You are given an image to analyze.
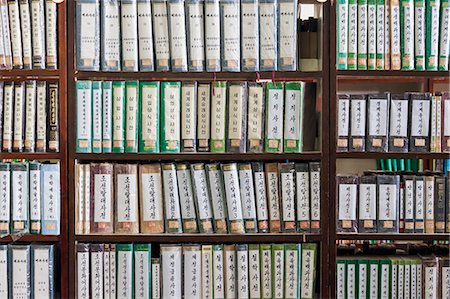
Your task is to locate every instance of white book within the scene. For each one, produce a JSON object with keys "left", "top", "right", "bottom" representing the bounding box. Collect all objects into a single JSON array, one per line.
[
  {"left": 278, "top": 0, "right": 297, "bottom": 70},
  {"left": 213, "top": 246, "right": 225, "bottom": 299},
  {"left": 76, "top": 0, "right": 99, "bottom": 70},
  {"left": 273, "top": 247, "right": 285, "bottom": 299},
  {"left": 248, "top": 246, "right": 261, "bottom": 299},
  {"left": 24, "top": 81, "right": 36, "bottom": 151},
  {"left": 19, "top": 0, "right": 32, "bottom": 68},
  {"left": 424, "top": 266, "right": 437, "bottom": 299},
  {"left": 13, "top": 83, "right": 25, "bottom": 150},
  {"left": 134, "top": 246, "right": 151, "bottom": 299},
  {"left": 110, "top": 246, "right": 117, "bottom": 299},
  {"left": 90, "top": 247, "right": 104, "bottom": 298},
  {"left": 0, "top": 1, "right": 11, "bottom": 68},
  {"left": 222, "top": 164, "right": 244, "bottom": 224},
  {"left": 238, "top": 165, "right": 257, "bottom": 222},
  {"left": 31, "top": 0, "right": 46, "bottom": 68},
  {"left": 359, "top": 263, "right": 368, "bottom": 299},
  {"left": 116, "top": 173, "right": 138, "bottom": 224},
  {"left": 336, "top": 262, "right": 345, "bottom": 299},
  {"left": 162, "top": 165, "right": 182, "bottom": 223},
  {"left": 210, "top": 83, "right": 227, "bottom": 149},
  {"left": 224, "top": 246, "right": 237, "bottom": 299},
  {"left": 284, "top": 245, "right": 300, "bottom": 299},
  {"left": 77, "top": 246, "right": 90, "bottom": 299},
  {"left": 236, "top": 245, "right": 249, "bottom": 299},
  {"left": 36, "top": 82, "right": 47, "bottom": 150},
  {"left": 2, "top": 83, "right": 14, "bottom": 148},
  {"left": 205, "top": 0, "right": 221, "bottom": 71},
  {"left": 45, "top": 0, "right": 58, "bottom": 68},
  {"left": 221, "top": 0, "right": 240, "bottom": 71},
  {"left": 121, "top": 0, "right": 139, "bottom": 71},
  {"left": 137, "top": 0, "right": 155, "bottom": 71},
  {"left": 11, "top": 246, "right": 31, "bottom": 298},
  {"left": 140, "top": 170, "right": 164, "bottom": 223},
  {"left": 191, "top": 165, "right": 213, "bottom": 222},
  {"left": 152, "top": 259, "right": 161, "bottom": 299},
  {"left": 369, "top": 263, "right": 378, "bottom": 299},
  {"left": 347, "top": 262, "right": 356, "bottom": 299},
  {"left": 0, "top": 247, "right": 7, "bottom": 298},
  {"left": 168, "top": 0, "right": 188, "bottom": 71},
  {"left": 241, "top": 0, "right": 259, "bottom": 71},
  {"left": 201, "top": 246, "right": 213, "bottom": 299},
  {"left": 259, "top": 1, "right": 277, "bottom": 70},
  {"left": 184, "top": 246, "right": 202, "bottom": 299},
  {"left": 92, "top": 83, "right": 102, "bottom": 151},
  {"left": 84, "top": 165, "right": 91, "bottom": 233},
  {"left": 176, "top": 166, "right": 197, "bottom": 222},
  {"left": 260, "top": 246, "right": 272, "bottom": 298},
  {"left": 181, "top": 83, "right": 197, "bottom": 148},
  {"left": 117, "top": 246, "right": 133, "bottom": 299},
  {"left": 101, "top": 0, "right": 121, "bottom": 71},
  {"left": 152, "top": 0, "right": 171, "bottom": 70},
  {"left": 267, "top": 170, "right": 281, "bottom": 223},
  {"left": 186, "top": 0, "right": 205, "bottom": 71},
  {"left": 103, "top": 246, "right": 110, "bottom": 299},
  {"left": 380, "top": 263, "right": 390, "bottom": 299},
  {"left": 197, "top": 84, "right": 211, "bottom": 148},
  {"left": 8, "top": 0, "right": 23, "bottom": 68},
  {"left": 161, "top": 246, "right": 182, "bottom": 299}
]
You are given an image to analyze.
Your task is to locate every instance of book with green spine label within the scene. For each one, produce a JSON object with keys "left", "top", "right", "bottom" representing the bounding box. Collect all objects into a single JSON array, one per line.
[
  {"left": 357, "top": 259, "right": 369, "bottom": 298},
  {"left": 210, "top": 81, "right": 227, "bottom": 153},
  {"left": 390, "top": 0, "right": 402, "bottom": 69},
  {"left": 284, "top": 82, "right": 304, "bottom": 153},
  {"left": 426, "top": 0, "right": 441, "bottom": 70},
  {"left": 337, "top": 0, "right": 349, "bottom": 69},
  {"left": 265, "top": 82, "right": 284, "bottom": 153},
  {"left": 346, "top": 258, "right": 358, "bottom": 299},
  {"left": 367, "top": 0, "right": 377, "bottom": 69},
  {"left": 29, "top": 162, "right": 41, "bottom": 234},
  {"left": 125, "top": 81, "right": 139, "bottom": 153},
  {"left": 348, "top": 0, "right": 358, "bottom": 69},
  {"left": 284, "top": 244, "right": 300, "bottom": 299},
  {"left": 415, "top": 0, "right": 426, "bottom": 70},
  {"left": 400, "top": 0, "right": 414, "bottom": 69},
  {"left": 272, "top": 244, "right": 285, "bottom": 299},
  {"left": 76, "top": 80, "right": 92, "bottom": 153},
  {"left": 181, "top": 81, "right": 197, "bottom": 152},
  {"left": 260, "top": 244, "right": 272, "bottom": 299},
  {"left": 249, "top": 244, "right": 261, "bottom": 299},
  {"left": 139, "top": 81, "right": 160, "bottom": 153},
  {"left": 439, "top": 0, "right": 450, "bottom": 70},
  {"left": 376, "top": 0, "right": 385, "bottom": 69},
  {"left": 116, "top": 243, "right": 134, "bottom": 299},
  {"left": 112, "top": 81, "right": 126, "bottom": 153},
  {"left": 92, "top": 81, "right": 102, "bottom": 153},
  {"left": 379, "top": 259, "right": 392, "bottom": 299},
  {"left": 358, "top": 0, "right": 368, "bottom": 69},
  {"left": 133, "top": 244, "right": 151, "bottom": 299},
  {"left": 367, "top": 259, "right": 379, "bottom": 298},
  {"left": 300, "top": 243, "right": 317, "bottom": 299},
  {"left": 160, "top": 81, "right": 181, "bottom": 152},
  {"left": 336, "top": 259, "right": 346, "bottom": 299},
  {"left": 102, "top": 81, "right": 113, "bottom": 153}
]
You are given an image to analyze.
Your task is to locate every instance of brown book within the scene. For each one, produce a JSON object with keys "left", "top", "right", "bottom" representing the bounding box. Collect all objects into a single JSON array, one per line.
[
  {"left": 90, "top": 163, "right": 114, "bottom": 234},
  {"left": 114, "top": 164, "right": 139, "bottom": 234},
  {"left": 265, "top": 163, "right": 281, "bottom": 232},
  {"left": 47, "top": 82, "right": 59, "bottom": 152},
  {"left": 139, "top": 164, "right": 164, "bottom": 234}
]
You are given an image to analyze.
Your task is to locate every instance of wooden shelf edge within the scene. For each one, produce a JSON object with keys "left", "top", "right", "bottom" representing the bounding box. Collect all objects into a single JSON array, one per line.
[
  {"left": 336, "top": 152, "right": 450, "bottom": 159},
  {"left": 74, "top": 152, "right": 322, "bottom": 162},
  {"left": 75, "top": 233, "right": 323, "bottom": 243},
  {"left": 0, "top": 152, "right": 63, "bottom": 160},
  {"left": 336, "top": 70, "right": 450, "bottom": 79},
  {"left": 0, "top": 69, "right": 61, "bottom": 78},
  {"left": 74, "top": 70, "right": 323, "bottom": 81},
  {"left": 0, "top": 234, "right": 60, "bottom": 243},
  {"left": 336, "top": 233, "right": 450, "bottom": 241}
]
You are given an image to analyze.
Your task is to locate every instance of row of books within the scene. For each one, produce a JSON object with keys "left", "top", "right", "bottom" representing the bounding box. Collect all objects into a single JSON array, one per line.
[
  {"left": 0, "top": 0, "right": 58, "bottom": 69},
  {"left": 0, "top": 161, "right": 60, "bottom": 236},
  {"left": 76, "top": 0, "right": 301, "bottom": 72},
  {"left": 336, "top": 0, "right": 450, "bottom": 70},
  {"left": 336, "top": 256, "right": 450, "bottom": 299},
  {"left": 77, "top": 242, "right": 318, "bottom": 299},
  {"left": 336, "top": 172, "right": 450, "bottom": 234},
  {"left": 337, "top": 92, "right": 450, "bottom": 153},
  {"left": 0, "top": 244, "right": 55, "bottom": 298},
  {"left": 0, "top": 81, "right": 60, "bottom": 153},
  {"left": 75, "top": 161, "right": 321, "bottom": 235},
  {"left": 76, "top": 80, "right": 317, "bottom": 154}
]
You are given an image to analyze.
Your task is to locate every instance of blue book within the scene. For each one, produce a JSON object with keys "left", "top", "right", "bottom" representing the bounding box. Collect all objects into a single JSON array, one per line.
[{"left": 41, "top": 164, "right": 60, "bottom": 235}]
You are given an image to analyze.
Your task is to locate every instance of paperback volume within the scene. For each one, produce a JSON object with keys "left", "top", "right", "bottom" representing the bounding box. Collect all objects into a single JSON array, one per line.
[
  {"left": 77, "top": 242, "right": 318, "bottom": 299},
  {"left": 337, "top": 255, "right": 450, "bottom": 299},
  {"left": 337, "top": 171, "right": 450, "bottom": 234},
  {"left": 0, "top": 161, "right": 60, "bottom": 236},
  {"left": 0, "top": 81, "right": 60, "bottom": 153},
  {"left": 76, "top": 80, "right": 317, "bottom": 153},
  {"left": 76, "top": 0, "right": 301, "bottom": 72},
  {"left": 0, "top": 244, "right": 56, "bottom": 298},
  {"left": 0, "top": 0, "right": 58, "bottom": 69},
  {"left": 336, "top": 0, "right": 450, "bottom": 70},
  {"left": 75, "top": 161, "right": 321, "bottom": 234},
  {"left": 337, "top": 92, "right": 450, "bottom": 153}
]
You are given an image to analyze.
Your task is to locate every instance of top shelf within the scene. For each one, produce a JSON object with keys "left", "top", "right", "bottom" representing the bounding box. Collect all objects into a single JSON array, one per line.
[
  {"left": 74, "top": 71, "right": 323, "bottom": 81},
  {"left": 337, "top": 70, "right": 449, "bottom": 79}
]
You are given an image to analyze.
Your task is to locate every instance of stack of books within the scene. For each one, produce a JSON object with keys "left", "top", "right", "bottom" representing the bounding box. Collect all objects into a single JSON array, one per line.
[
  {"left": 76, "top": 161, "right": 321, "bottom": 234},
  {"left": 76, "top": 80, "right": 318, "bottom": 154},
  {"left": 77, "top": 242, "right": 318, "bottom": 299}
]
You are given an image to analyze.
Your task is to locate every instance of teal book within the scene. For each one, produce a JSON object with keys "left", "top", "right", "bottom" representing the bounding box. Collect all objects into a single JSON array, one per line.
[
  {"left": 102, "top": 81, "right": 113, "bottom": 152},
  {"left": 160, "top": 82, "right": 181, "bottom": 152},
  {"left": 92, "top": 81, "right": 103, "bottom": 153},
  {"left": 125, "top": 81, "right": 139, "bottom": 153},
  {"left": 133, "top": 244, "right": 151, "bottom": 298},
  {"left": 139, "top": 81, "right": 160, "bottom": 153},
  {"left": 337, "top": 0, "right": 349, "bottom": 69},
  {"left": 76, "top": 80, "right": 92, "bottom": 153},
  {"left": 112, "top": 81, "right": 126, "bottom": 153}
]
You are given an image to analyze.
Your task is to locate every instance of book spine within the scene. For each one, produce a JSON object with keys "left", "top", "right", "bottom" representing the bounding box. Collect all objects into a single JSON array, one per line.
[
  {"left": 152, "top": 0, "right": 171, "bottom": 71},
  {"left": 404, "top": 175, "right": 415, "bottom": 233},
  {"left": 265, "top": 163, "right": 281, "bottom": 232},
  {"left": 30, "top": 0, "right": 45, "bottom": 69},
  {"left": 376, "top": 0, "right": 385, "bottom": 69},
  {"left": 414, "top": 176, "right": 425, "bottom": 233},
  {"left": 284, "top": 244, "right": 300, "bottom": 299},
  {"left": 210, "top": 81, "right": 227, "bottom": 152},
  {"left": 409, "top": 93, "right": 431, "bottom": 152},
  {"left": 91, "top": 81, "right": 102, "bottom": 153},
  {"left": 241, "top": 0, "right": 259, "bottom": 72},
  {"left": 13, "top": 82, "right": 25, "bottom": 152},
  {"left": 114, "top": 164, "right": 139, "bottom": 234},
  {"left": 83, "top": 164, "right": 90, "bottom": 233},
  {"left": 90, "top": 244, "right": 104, "bottom": 298},
  {"left": 280, "top": 163, "right": 296, "bottom": 232},
  {"left": 439, "top": 0, "right": 450, "bottom": 70},
  {"left": 204, "top": 0, "right": 221, "bottom": 72},
  {"left": 426, "top": 0, "right": 440, "bottom": 70},
  {"left": 222, "top": 163, "right": 245, "bottom": 234},
  {"left": 252, "top": 162, "right": 269, "bottom": 232},
  {"left": 29, "top": 162, "right": 41, "bottom": 234},
  {"left": 76, "top": 0, "right": 100, "bottom": 70},
  {"left": 424, "top": 175, "right": 435, "bottom": 233},
  {"left": 160, "top": 82, "right": 181, "bottom": 152},
  {"left": 176, "top": 163, "right": 199, "bottom": 233},
  {"left": 121, "top": 0, "right": 139, "bottom": 71},
  {"left": 284, "top": 82, "right": 304, "bottom": 152},
  {"left": 137, "top": 0, "right": 154, "bottom": 71},
  {"left": 389, "top": 94, "right": 409, "bottom": 152},
  {"left": 358, "top": 0, "right": 368, "bottom": 69},
  {"left": 443, "top": 93, "right": 450, "bottom": 152},
  {"left": 336, "top": 259, "right": 346, "bottom": 299},
  {"left": 102, "top": 81, "right": 113, "bottom": 152},
  {"left": 349, "top": 95, "right": 367, "bottom": 152},
  {"left": 379, "top": 259, "right": 391, "bottom": 299},
  {"left": 309, "top": 162, "right": 321, "bottom": 232},
  {"left": 247, "top": 83, "right": 265, "bottom": 153},
  {"left": 400, "top": 0, "right": 415, "bottom": 69},
  {"left": 235, "top": 244, "right": 249, "bottom": 298},
  {"left": 161, "top": 245, "right": 182, "bottom": 299},
  {"left": 134, "top": 243, "right": 151, "bottom": 299},
  {"left": 103, "top": 244, "right": 110, "bottom": 299},
  {"left": 346, "top": 259, "right": 357, "bottom": 299},
  {"left": 116, "top": 243, "right": 134, "bottom": 299},
  {"left": 260, "top": 244, "right": 272, "bottom": 299},
  {"left": 162, "top": 163, "right": 183, "bottom": 233},
  {"left": 0, "top": 83, "right": 3, "bottom": 147},
  {"left": 227, "top": 82, "right": 247, "bottom": 153},
  {"left": 278, "top": 0, "right": 297, "bottom": 71},
  {"left": 31, "top": 244, "right": 55, "bottom": 299},
  {"left": 191, "top": 163, "right": 214, "bottom": 233},
  {"left": 202, "top": 245, "right": 213, "bottom": 299},
  {"left": 151, "top": 257, "right": 161, "bottom": 299},
  {"left": 90, "top": 163, "right": 114, "bottom": 234},
  {"left": 76, "top": 81, "right": 92, "bottom": 153},
  {"left": 390, "top": 0, "right": 402, "bottom": 69},
  {"left": 377, "top": 175, "right": 400, "bottom": 233},
  {"left": 337, "top": 94, "right": 350, "bottom": 151},
  {"left": 238, "top": 163, "right": 258, "bottom": 232},
  {"left": 300, "top": 243, "right": 317, "bottom": 299},
  {"left": 248, "top": 244, "right": 261, "bottom": 299},
  {"left": 367, "top": 94, "right": 389, "bottom": 152},
  {"left": 35, "top": 81, "right": 47, "bottom": 152},
  {"left": 358, "top": 175, "right": 377, "bottom": 233},
  {"left": 101, "top": 0, "right": 121, "bottom": 71},
  {"left": 139, "top": 164, "right": 165, "bottom": 233},
  {"left": 139, "top": 81, "right": 160, "bottom": 153},
  {"left": 24, "top": 81, "right": 36, "bottom": 152},
  {"left": 220, "top": 0, "right": 240, "bottom": 72},
  {"left": 10, "top": 245, "right": 31, "bottom": 298},
  {"left": 296, "top": 163, "right": 311, "bottom": 232},
  {"left": 110, "top": 243, "right": 116, "bottom": 298},
  {"left": 11, "top": 163, "right": 29, "bottom": 234},
  {"left": 368, "top": 260, "right": 379, "bottom": 298},
  {"left": 272, "top": 244, "right": 285, "bottom": 299},
  {"left": 8, "top": 0, "right": 23, "bottom": 69},
  {"left": 446, "top": 175, "right": 450, "bottom": 232},
  {"left": 384, "top": 0, "right": 391, "bottom": 69},
  {"left": 0, "top": 163, "right": 10, "bottom": 235},
  {"left": 212, "top": 244, "right": 225, "bottom": 299},
  {"left": 183, "top": 245, "right": 202, "bottom": 299},
  {"left": 435, "top": 95, "right": 442, "bottom": 152},
  {"left": 414, "top": 0, "right": 426, "bottom": 70},
  {"left": 112, "top": 81, "right": 126, "bottom": 153},
  {"left": 337, "top": 0, "right": 349, "bottom": 69},
  {"left": 259, "top": 0, "right": 278, "bottom": 71},
  {"left": 186, "top": 0, "right": 205, "bottom": 72},
  {"left": 45, "top": 0, "right": 57, "bottom": 68},
  {"left": 197, "top": 83, "right": 211, "bottom": 151},
  {"left": 265, "top": 82, "right": 284, "bottom": 153},
  {"left": 125, "top": 81, "right": 139, "bottom": 152},
  {"left": 168, "top": 0, "right": 188, "bottom": 72},
  {"left": 181, "top": 82, "right": 197, "bottom": 152},
  {"left": 0, "top": 0, "right": 12, "bottom": 69},
  {"left": 19, "top": 0, "right": 31, "bottom": 69},
  {"left": 367, "top": 0, "right": 376, "bottom": 69},
  {"left": 206, "top": 163, "right": 228, "bottom": 233},
  {"left": 337, "top": 175, "right": 359, "bottom": 232}
]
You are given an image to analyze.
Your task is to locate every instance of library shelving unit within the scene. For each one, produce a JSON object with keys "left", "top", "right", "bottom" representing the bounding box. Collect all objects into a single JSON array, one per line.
[
  {"left": 0, "top": 2, "right": 68, "bottom": 298},
  {"left": 67, "top": 0, "right": 332, "bottom": 298},
  {"left": 329, "top": 3, "right": 450, "bottom": 299}
]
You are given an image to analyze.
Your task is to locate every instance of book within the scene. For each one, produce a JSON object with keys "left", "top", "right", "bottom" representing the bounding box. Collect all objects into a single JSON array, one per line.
[
  {"left": 76, "top": 81, "right": 92, "bottom": 153},
  {"left": 176, "top": 163, "right": 199, "bottom": 233},
  {"left": 76, "top": 0, "right": 100, "bottom": 70},
  {"left": 162, "top": 163, "right": 183, "bottom": 233},
  {"left": 252, "top": 162, "right": 269, "bottom": 233},
  {"left": 300, "top": 243, "right": 317, "bottom": 299},
  {"left": 266, "top": 163, "right": 282, "bottom": 232},
  {"left": 11, "top": 163, "right": 29, "bottom": 234},
  {"left": 348, "top": 0, "right": 358, "bottom": 69},
  {"left": 152, "top": 0, "right": 171, "bottom": 71},
  {"left": 278, "top": 0, "right": 298, "bottom": 71},
  {"left": 191, "top": 163, "right": 214, "bottom": 233},
  {"left": 212, "top": 244, "right": 225, "bottom": 298},
  {"left": 248, "top": 244, "right": 261, "bottom": 299},
  {"left": 376, "top": 0, "right": 385, "bottom": 69},
  {"left": 296, "top": 163, "right": 311, "bottom": 232},
  {"left": 186, "top": 0, "right": 205, "bottom": 72},
  {"left": 112, "top": 81, "right": 126, "bottom": 153},
  {"left": 238, "top": 163, "right": 258, "bottom": 232},
  {"left": 426, "top": 0, "right": 441, "bottom": 70},
  {"left": 221, "top": 0, "right": 240, "bottom": 72},
  {"left": 45, "top": 0, "right": 58, "bottom": 69},
  {"left": 259, "top": 0, "right": 278, "bottom": 71},
  {"left": 90, "top": 163, "right": 114, "bottom": 234},
  {"left": 101, "top": 0, "right": 121, "bottom": 71},
  {"left": 90, "top": 244, "right": 104, "bottom": 298},
  {"left": 241, "top": 0, "right": 259, "bottom": 72},
  {"left": 10, "top": 245, "right": 31, "bottom": 298},
  {"left": 183, "top": 245, "right": 202, "bottom": 299},
  {"left": 41, "top": 163, "right": 60, "bottom": 235},
  {"left": 337, "top": 175, "right": 359, "bottom": 233},
  {"left": 30, "top": 0, "right": 45, "bottom": 69},
  {"left": 415, "top": 175, "right": 425, "bottom": 233},
  {"left": 390, "top": 0, "right": 402, "bottom": 69},
  {"left": 349, "top": 94, "right": 367, "bottom": 152},
  {"left": 152, "top": 258, "right": 161, "bottom": 299},
  {"left": 409, "top": 93, "right": 431, "bottom": 152},
  {"left": 272, "top": 244, "right": 285, "bottom": 298},
  {"left": 116, "top": 243, "right": 134, "bottom": 299},
  {"left": 284, "top": 82, "right": 305, "bottom": 152},
  {"left": 24, "top": 81, "right": 36, "bottom": 152},
  {"left": 337, "top": 0, "right": 349, "bottom": 69},
  {"left": 222, "top": 163, "right": 245, "bottom": 234},
  {"left": 439, "top": 0, "right": 450, "bottom": 70},
  {"left": 181, "top": 82, "right": 197, "bottom": 152},
  {"left": 377, "top": 175, "right": 400, "bottom": 233},
  {"left": 139, "top": 81, "right": 160, "bottom": 153},
  {"left": 13, "top": 81, "right": 25, "bottom": 152},
  {"left": 415, "top": 0, "right": 426, "bottom": 70},
  {"left": 102, "top": 81, "right": 113, "bottom": 152},
  {"left": 357, "top": 0, "right": 368, "bottom": 69},
  {"left": 114, "top": 164, "right": 139, "bottom": 234},
  {"left": 247, "top": 82, "right": 265, "bottom": 153},
  {"left": 161, "top": 245, "right": 182, "bottom": 299},
  {"left": 358, "top": 175, "right": 377, "bottom": 233},
  {"left": 125, "top": 81, "right": 139, "bottom": 152},
  {"left": 197, "top": 83, "right": 211, "bottom": 151},
  {"left": 77, "top": 243, "right": 90, "bottom": 299},
  {"left": 309, "top": 162, "right": 321, "bottom": 232},
  {"left": 224, "top": 244, "right": 237, "bottom": 298},
  {"left": 389, "top": 93, "right": 409, "bottom": 152},
  {"left": 0, "top": 245, "right": 7, "bottom": 297},
  {"left": 31, "top": 244, "right": 55, "bottom": 299},
  {"left": 8, "top": 0, "right": 23, "bottom": 69},
  {"left": 121, "top": 0, "right": 139, "bottom": 71},
  {"left": 168, "top": 0, "right": 188, "bottom": 72},
  {"left": 134, "top": 243, "right": 151, "bottom": 299},
  {"left": 210, "top": 81, "right": 227, "bottom": 152},
  {"left": 265, "top": 82, "right": 284, "bottom": 153},
  {"left": 337, "top": 94, "right": 350, "bottom": 151},
  {"left": 443, "top": 93, "right": 450, "bottom": 152},
  {"left": 367, "top": 0, "right": 376, "bottom": 69},
  {"left": 91, "top": 81, "right": 102, "bottom": 153},
  {"left": 367, "top": 94, "right": 389, "bottom": 152},
  {"left": 137, "top": 0, "right": 155, "bottom": 71},
  {"left": 400, "top": 0, "right": 414, "bottom": 69},
  {"left": 280, "top": 163, "right": 296, "bottom": 232},
  {"left": 227, "top": 82, "right": 247, "bottom": 153},
  {"left": 425, "top": 175, "right": 435, "bottom": 233},
  {"left": 35, "top": 81, "right": 47, "bottom": 152},
  {"left": 139, "top": 164, "right": 164, "bottom": 233},
  {"left": 206, "top": 163, "right": 228, "bottom": 233},
  {"left": 384, "top": 0, "right": 391, "bottom": 69},
  {"left": 2, "top": 82, "right": 13, "bottom": 152},
  {"left": 204, "top": 0, "right": 221, "bottom": 72},
  {"left": 403, "top": 174, "right": 416, "bottom": 232},
  {"left": 160, "top": 82, "right": 181, "bottom": 152},
  {"left": 201, "top": 245, "right": 213, "bottom": 299},
  {"left": 0, "top": 163, "right": 10, "bottom": 235}
]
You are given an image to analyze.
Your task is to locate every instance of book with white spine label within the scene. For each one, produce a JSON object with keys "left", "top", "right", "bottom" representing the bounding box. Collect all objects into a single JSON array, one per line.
[
  {"left": 168, "top": 0, "right": 188, "bottom": 71},
  {"left": 204, "top": 0, "right": 221, "bottom": 71},
  {"left": 259, "top": 0, "right": 278, "bottom": 71},
  {"left": 137, "top": 0, "right": 155, "bottom": 71},
  {"left": 101, "top": 0, "right": 121, "bottom": 71},
  {"left": 76, "top": 0, "right": 100, "bottom": 70},
  {"left": 121, "top": 0, "right": 139, "bottom": 71},
  {"left": 152, "top": 0, "right": 171, "bottom": 71},
  {"left": 221, "top": 0, "right": 240, "bottom": 71},
  {"left": 241, "top": 0, "right": 259, "bottom": 72},
  {"left": 186, "top": 0, "right": 205, "bottom": 71}
]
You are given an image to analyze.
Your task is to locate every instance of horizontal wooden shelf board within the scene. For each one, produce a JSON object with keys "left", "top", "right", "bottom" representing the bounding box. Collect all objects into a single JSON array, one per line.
[
  {"left": 0, "top": 152, "right": 63, "bottom": 160},
  {"left": 0, "top": 69, "right": 61, "bottom": 79},
  {"left": 0, "top": 234, "right": 59, "bottom": 243},
  {"left": 74, "top": 152, "right": 322, "bottom": 162},
  {"left": 336, "top": 233, "right": 450, "bottom": 241},
  {"left": 336, "top": 152, "right": 450, "bottom": 159},
  {"left": 336, "top": 70, "right": 450, "bottom": 79},
  {"left": 74, "top": 71, "right": 323, "bottom": 81},
  {"left": 75, "top": 233, "right": 322, "bottom": 243}
]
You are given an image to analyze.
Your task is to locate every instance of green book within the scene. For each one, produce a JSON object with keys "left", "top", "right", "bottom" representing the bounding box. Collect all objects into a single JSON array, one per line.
[
  {"left": 400, "top": 0, "right": 415, "bottom": 69},
  {"left": 75, "top": 80, "right": 92, "bottom": 153},
  {"left": 284, "top": 244, "right": 300, "bottom": 299},
  {"left": 346, "top": 258, "right": 358, "bottom": 299},
  {"left": 139, "top": 81, "right": 160, "bottom": 153},
  {"left": 249, "top": 244, "right": 261, "bottom": 299},
  {"left": 125, "top": 81, "right": 139, "bottom": 153},
  {"left": 116, "top": 243, "right": 134, "bottom": 299},
  {"left": 357, "top": 259, "right": 369, "bottom": 298},
  {"left": 283, "top": 82, "right": 304, "bottom": 153},
  {"left": 260, "top": 244, "right": 272, "bottom": 299},
  {"left": 358, "top": 0, "right": 368, "bottom": 69},
  {"left": 160, "top": 82, "right": 181, "bottom": 153},
  {"left": 92, "top": 81, "right": 103, "bottom": 153},
  {"left": 426, "top": 0, "right": 441, "bottom": 70},
  {"left": 368, "top": 259, "right": 379, "bottom": 298},
  {"left": 439, "top": 0, "right": 450, "bottom": 70},
  {"left": 367, "top": 0, "right": 377, "bottom": 69},
  {"left": 376, "top": 0, "right": 385, "bottom": 69},
  {"left": 133, "top": 244, "right": 151, "bottom": 299},
  {"left": 300, "top": 243, "right": 317, "bottom": 299},
  {"left": 102, "top": 81, "right": 113, "bottom": 153},
  {"left": 271, "top": 244, "right": 285, "bottom": 299},
  {"left": 29, "top": 162, "right": 41, "bottom": 234},
  {"left": 336, "top": 259, "right": 346, "bottom": 299},
  {"left": 112, "top": 81, "right": 126, "bottom": 153},
  {"left": 212, "top": 244, "right": 225, "bottom": 299},
  {"left": 379, "top": 259, "right": 391, "bottom": 299},
  {"left": 210, "top": 81, "right": 227, "bottom": 153},
  {"left": 265, "top": 82, "right": 284, "bottom": 153},
  {"left": 0, "top": 163, "right": 10, "bottom": 235},
  {"left": 337, "top": 0, "right": 349, "bottom": 69},
  {"left": 389, "top": 258, "right": 399, "bottom": 299},
  {"left": 348, "top": 0, "right": 358, "bottom": 69},
  {"left": 415, "top": 0, "right": 426, "bottom": 70}
]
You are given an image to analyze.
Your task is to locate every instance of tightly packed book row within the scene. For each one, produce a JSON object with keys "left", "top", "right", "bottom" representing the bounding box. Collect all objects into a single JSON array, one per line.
[
  {"left": 76, "top": 242, "right": 318, "bottom": 299},
  {"left": 337, "top": 92, "right": 449, "bottom": 153},
  {"left": 0, "top": 244, "right": 56, "bottom": 298},
  {"left": 0, "top": 161, "right": 60, "bottom": 236},
  {"left": 75, "top": 161, "right": 321, "bottom": 235},
  {"left": 0, "top": 0, "right": 58, "bottom": 70},
  {"left": 76, "top": 80, "right": 318, "bottom": 154},
  {"left": 0, "top": 81, "right": 59, "bottom": 153},
  {"left": 337, "top": 170, "right": 450, "bottom": 234},
  {"left": 336, "top": 0, "right": 450, "bottom": 70},
  {"left": 336, "top": 255, "right": 450, "bottom": 299},
  {"left": 75, "top": 0, "right": 316, "bottom": 73}
]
